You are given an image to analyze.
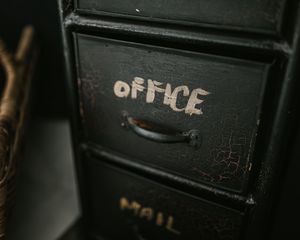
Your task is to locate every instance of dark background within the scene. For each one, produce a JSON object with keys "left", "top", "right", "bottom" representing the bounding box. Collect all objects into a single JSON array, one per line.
[
  {"left": 0, "top": 0, "right": 67, "bottom": 118},
  {"left": 0, "top": 0, "right": 299, "bottom": 239}
]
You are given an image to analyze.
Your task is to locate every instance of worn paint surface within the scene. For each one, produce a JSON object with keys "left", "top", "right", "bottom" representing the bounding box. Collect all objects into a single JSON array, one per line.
[
  {"left": 75, "top": 33, "right": 269, "bottom": 193},
  {"left": 84, "top": 158, "right": 244, "bottom": 240},
  {"left": 77, "top": 0, "right": 287, "bottom": 35}
]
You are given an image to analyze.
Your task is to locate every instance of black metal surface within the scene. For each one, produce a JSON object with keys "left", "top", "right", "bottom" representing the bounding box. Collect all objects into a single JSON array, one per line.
[
  {"left": 76, "top": 0, "right": 287, "bottom": 35},
  {"left": 270, "top": 99, "right": 300, "bottom": 240},
  {"left": 85, "top": 143, "right": 251, "bottom": 210},
  {"left": 64, "top": 13, "right": 289, "bottom": 59},
  {"left": 75, "top": 33, "right": 270, "bottom": 193},
  {"left": 57, "top": 0, "right": 300, "bottom": 239},
  {"left": 84, "top": 157, "right": 243, "bottom": 240},
  {"left": 244, "top": 8, "right": 300, "bottom": 239}
]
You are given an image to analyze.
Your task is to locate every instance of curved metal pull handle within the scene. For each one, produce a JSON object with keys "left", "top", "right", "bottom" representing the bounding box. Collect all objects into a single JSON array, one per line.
[{"left": 123, "top": 115, "right": 201, "bottom": 148}]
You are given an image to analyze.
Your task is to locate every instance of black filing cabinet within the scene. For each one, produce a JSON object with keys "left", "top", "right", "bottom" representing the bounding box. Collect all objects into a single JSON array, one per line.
[{"left": 58, "top": 0, "right": 300, "bottom": 239}]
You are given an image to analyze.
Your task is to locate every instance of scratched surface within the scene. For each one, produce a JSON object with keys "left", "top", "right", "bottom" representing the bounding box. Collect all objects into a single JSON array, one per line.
[
  {"left": 76, "top": 0, "right": 286, "bottom": 34},
  {"left": 75, "top": 34, "right": 270, "bottom": 193},
  {"left": 83, "top": 158, "right": 243, "bottom": 240}
]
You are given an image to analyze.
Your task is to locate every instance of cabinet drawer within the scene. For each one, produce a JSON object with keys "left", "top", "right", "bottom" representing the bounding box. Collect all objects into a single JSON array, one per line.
[
  {"left": 83, "top": 157, "right": 244, "bottom": 240},
  {"left": 76, "top": 0, "right": 286, "bottom": 34},
  {"left": 75, "top": 33, "right": 270, "bottom": 193}
]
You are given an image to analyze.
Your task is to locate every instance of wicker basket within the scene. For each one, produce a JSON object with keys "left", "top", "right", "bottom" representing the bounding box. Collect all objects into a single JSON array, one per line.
[{"left": 0, "top": 26, "right": 36, "bottom": 240}]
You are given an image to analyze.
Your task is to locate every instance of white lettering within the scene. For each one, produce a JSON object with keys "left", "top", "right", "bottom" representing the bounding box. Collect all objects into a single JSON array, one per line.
[
  {"left": 113, "top": 80, "right": 130, "bottom": 98},
  {"left": 113, "top": 77, "right": 210, "bottom": 116},
  {"left": 168, "top": 85, "right": 190, "bottom": 112},
  {"left": 146, "top": 80, "right": 165, "bottom": 103},
  {"left": 185, "top": 88, "right": 210, "bottom": 115},
  {"left": 132, "top": 77, "right": 145, "bottom": 99}
]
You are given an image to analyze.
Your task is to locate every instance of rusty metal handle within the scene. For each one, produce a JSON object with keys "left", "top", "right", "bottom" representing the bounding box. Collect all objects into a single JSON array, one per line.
[{"left": 123, "top": 115, "right": 201, "bottom": 148}]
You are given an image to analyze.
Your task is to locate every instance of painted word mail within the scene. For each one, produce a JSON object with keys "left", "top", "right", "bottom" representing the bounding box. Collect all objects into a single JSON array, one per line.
[{"left": 113, "top": 77, "right": 210, "bottom": 115}]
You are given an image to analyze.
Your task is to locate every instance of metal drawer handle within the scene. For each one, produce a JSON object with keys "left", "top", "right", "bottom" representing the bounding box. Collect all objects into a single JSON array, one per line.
[{"left": 123, "top": 115, "right": 201, "bottom": 148}]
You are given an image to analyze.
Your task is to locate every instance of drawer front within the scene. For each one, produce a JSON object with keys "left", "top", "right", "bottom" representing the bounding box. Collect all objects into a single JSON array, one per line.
[
  {"left": 76, "top": 0, "right": 286, "bottom": 34},
  {"left": 75, "top": 33, "right": 269, "bottom": 192},
  {"left": 84, "top": 157, "right": 244, "bottom": 240}
]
